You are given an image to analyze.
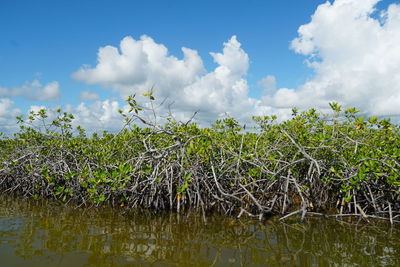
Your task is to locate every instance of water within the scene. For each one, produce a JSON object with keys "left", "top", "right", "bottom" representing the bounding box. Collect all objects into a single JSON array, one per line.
[{"left": 0, "top": 195, "right": 399, "bottom": 266}]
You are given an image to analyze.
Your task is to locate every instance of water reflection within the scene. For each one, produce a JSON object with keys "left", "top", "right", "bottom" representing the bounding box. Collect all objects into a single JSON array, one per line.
[{"left": 0, "top": 195, "right": 399, "bottom": 266}]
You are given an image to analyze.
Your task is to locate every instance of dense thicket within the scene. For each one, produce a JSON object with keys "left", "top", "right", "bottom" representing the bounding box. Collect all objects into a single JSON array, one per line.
[{"left": 0, "top": 95, "right": 399, "bottom": 223}]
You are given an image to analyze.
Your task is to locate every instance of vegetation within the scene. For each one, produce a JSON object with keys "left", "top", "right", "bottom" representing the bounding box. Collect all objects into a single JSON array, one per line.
[{"left": 0, "top": 94, "right": 399, "bottom": 223}]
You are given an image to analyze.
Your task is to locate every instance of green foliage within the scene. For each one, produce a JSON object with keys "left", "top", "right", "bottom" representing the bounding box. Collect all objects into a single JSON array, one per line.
[{"left": 0, "top": 95, "right": 399, "bottom": 220}]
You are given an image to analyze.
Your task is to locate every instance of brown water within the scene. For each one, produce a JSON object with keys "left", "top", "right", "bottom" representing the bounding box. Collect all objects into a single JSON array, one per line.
[{"left": 0, "top": 195, "right": 399, "bottom": 267}]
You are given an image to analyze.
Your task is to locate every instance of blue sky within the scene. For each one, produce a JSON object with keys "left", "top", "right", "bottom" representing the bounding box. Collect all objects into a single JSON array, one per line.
[
  {"left": 1, "top": 0, "right": 400, "bottom": 132},
  {"left": 1, "top": 0, "right": 323, "bottom": 98}
]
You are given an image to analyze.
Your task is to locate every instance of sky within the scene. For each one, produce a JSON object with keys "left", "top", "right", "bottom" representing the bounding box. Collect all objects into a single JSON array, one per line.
[{"left": 1, "top": 0, "right": 400, "bottom": 133}]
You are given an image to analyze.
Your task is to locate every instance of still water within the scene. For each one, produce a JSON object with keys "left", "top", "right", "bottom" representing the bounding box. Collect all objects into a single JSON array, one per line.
[{"left": 0, "top": 195, "right": 399, "bottom": 266}]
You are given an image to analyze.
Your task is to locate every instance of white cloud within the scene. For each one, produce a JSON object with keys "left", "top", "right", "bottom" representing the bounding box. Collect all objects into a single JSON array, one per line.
[
  {"left": 73, "top": 35, "right": 205, "bottom": 99},
  {"left": 0, "top": 80, "right": 61, "bottom": 101},
  {"left": 69, "top": 0, "right": 400, "bottom": 129},
  {"left": 37, "top": 82, "right": 60, "bottom": 101},
  {"left": 29, "top": 105, "right": 47, "bottom": 113},
  {"left": 67, "top": 100, "right": 125, "bottom": 132},
  {"left": 22, "top": 100, "right": 126, "bottom": 135},
  {"left": 80, "top": 90, "right": 100, "bottom": 101},
  {"left": 266, "top": 0, "right": 400, "bottom": 117},
  {"left": 180, "top": 36, "right": 255, "bottom": 120},
  {"left": 0, "top": 98, "right": 20, "bottom": 133},
  {"left": 0, "top": 98, "right": 14, "bottom": 117},
  {"left": 258, "top": 75, "right": 276, "bottom": 95},
  {"left": 73, "top": 35, "right": 261, "bottom": 124}
]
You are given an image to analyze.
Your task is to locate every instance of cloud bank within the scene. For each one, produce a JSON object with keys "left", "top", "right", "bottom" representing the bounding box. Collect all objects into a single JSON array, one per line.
[
  {"left": 0, "top": 80, "right": 61, "bottom": 102},
  {"left": 269, "top": 0, "right": 400, "bottom": 117},
  {"left": 72, "top": 0, "right": 400, "bottom": 127},
  {"left": 0, "top": 98, "right": 20, "bottom": 132},
  {"left": 73, "top": 35, "right": 263, "bottom": 124},
  {"left": 80, "top": 90, "right": 100, "bottom": 101},
  {"left": 3, "top": 0, "right": 400, "bottom": 134}
]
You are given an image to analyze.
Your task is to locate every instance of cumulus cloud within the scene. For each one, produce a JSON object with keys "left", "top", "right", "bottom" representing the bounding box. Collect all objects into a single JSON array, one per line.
[
  {"left": 80, "top": 90, "right": 100, "bottom": 101},
  {"left": 0, "top": 98, "right": 15, "bottom": 117},
  {"left": 265, "top": 0, "right": 400, "bottom": 117},
  {"left": 73, "top": 35, "right": 205, "bottom": 99},
  {"left": 3, "top": 0, "right": 400, "bottom": 135},
  {"left": 74, "top": 35, "right": 264, "bottom": 123},
  {"left": 181, "top": 36, "right": 256, "bottom": 119},
  {"left": 71, "top": 100, "right": 124, "bottom": 132},
  {"left": 0, "top": 80, "right": 61, "bottom": 101},
  {"left": 0, "top": 98, "right": 20, "bottom": 133},
  {"left": 22, "top": 100, "right": 126, "bottom": 135},
  {"left": 70, "top": 0, "right": 400, "bottom": 129},
  {"left": 258, "top": 75, "right": 277, "bottom": 95}
]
